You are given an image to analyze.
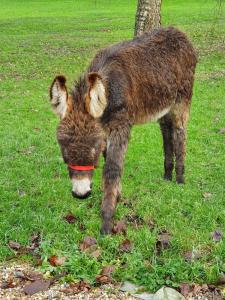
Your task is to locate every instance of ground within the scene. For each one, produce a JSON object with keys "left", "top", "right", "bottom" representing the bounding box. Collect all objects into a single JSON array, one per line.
[{"left": 0, "top": 0, "right": 225, "bottom": 296}]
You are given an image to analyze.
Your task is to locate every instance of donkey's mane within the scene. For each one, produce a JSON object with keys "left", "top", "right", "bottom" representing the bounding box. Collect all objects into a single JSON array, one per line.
[{"left": 71, "top": 75, "right": 88, "bottom": 107}]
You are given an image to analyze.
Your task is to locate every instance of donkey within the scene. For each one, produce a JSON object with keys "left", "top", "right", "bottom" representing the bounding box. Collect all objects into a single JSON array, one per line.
[{"left": 49, "top": 27, "right": 197, "bottom": 234}]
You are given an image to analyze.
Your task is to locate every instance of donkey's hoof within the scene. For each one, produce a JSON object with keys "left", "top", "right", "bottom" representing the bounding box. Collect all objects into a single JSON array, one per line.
[
  {"left": 164, "top": 173, "right": 172, "bottom": 181},
  {"left": 176, "top": 176, "right": 185, "bottom": 184},
  {"left": 100, "top": 222, "right": 112, "bottom": 235}
]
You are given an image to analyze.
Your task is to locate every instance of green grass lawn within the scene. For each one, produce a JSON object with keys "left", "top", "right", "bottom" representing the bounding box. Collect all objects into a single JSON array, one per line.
[{"left": 0, "top": 0, "right": 225, "bottom": 292}]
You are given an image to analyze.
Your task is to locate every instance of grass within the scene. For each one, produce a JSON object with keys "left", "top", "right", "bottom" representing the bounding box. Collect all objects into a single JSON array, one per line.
[{"left": 0, "top": 0, "right": 225, "bottom": 292}]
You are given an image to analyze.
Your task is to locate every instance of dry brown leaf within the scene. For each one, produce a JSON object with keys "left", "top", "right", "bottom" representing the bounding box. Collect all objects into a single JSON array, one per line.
[
  {"left": 147, "top": 218, "right": 155, "bottom": 230},
  {"left": 184, "top": 251, "right": 193, "bottom": 262},
  {"left": 211, "top": 230, "right": 223, "bottom": 242},
  {"left": 208, "top": 284, "right": 216, "bottom": 290},
  {"left": 179, "top": 283, "right": 191, "bottom": 298},
  {"left": 101, "top": 265, "right": 115, "bottom": 276},
  {"left": 1, "top": 279, "right": 15, "bottom": 289},
  {"left": 35, "top": 258, "right": 43, "bottom": 266},
  {"left": 96, "top": 274, "right": 111, "bottom": 284},
  {"left": 79, "top": 236, "right": 97, "bottom": 252},
  {"left": 79, "top": 223, "right": 86, "bottom": 231},
  {"left": 64, "top": 212, "right": 76, "bottom": 224},
  {"left": 14, "top": 270, "right": 43, "bottom": 282},
  {"left": 126, "top": 214, "right": 144, "bottom": 229},
  {"left": 216, "top": 275, "right": 225, "bottom": 285},
  {"left": 91, "top": 249, "right": 101, "bottom": 258},
  {"left": 19, "top": 145, "right": 36, "bottom": 156},
  {"left": 61, "top": 280, "right": 90, "bottom": 294},
  {"left": 119, "top": 239, "right": 133, "bottom": 252},
  {"left": 184, "top": 250, "right": 201, "bottom": 262},
  {"left": 218, "top": 127, "right": 225, "bottom": 134},
  {"left": 8, "top": 240, "right": 22, "bottom": 250},
  {"left": 25, "top": 271, "right": 43, "bottom": 281},
  {"left": 203, "top": 192, "right": 212, "bottom": 199},
  {"left": 26, "top": 233, "right": 41, "bottom": 254},
  {"left": 122, "top": 198, "right": 133, "bottom": 208},
  {"left": 30, "top": 233, "right": 40, "bottom": 244},
  {"left": 112, "top": 219, "right": 127, "bottom": 234},
  {"left": 192, "top": 284, "right": 203, "bottom": 295},
  {"left": 156, "top": 231, "right": 171, "bottom": 253},
  {"left": 23, "top": 280, "right": 51, "bottom": 296},
  {"left": 48, "top": 255, "right": 66, "bottom": 267}
]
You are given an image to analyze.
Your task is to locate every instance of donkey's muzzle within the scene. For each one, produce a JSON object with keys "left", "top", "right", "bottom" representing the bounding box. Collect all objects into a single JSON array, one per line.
[{"left": 72, "top": 190, "right": 91, "bottom": 199}]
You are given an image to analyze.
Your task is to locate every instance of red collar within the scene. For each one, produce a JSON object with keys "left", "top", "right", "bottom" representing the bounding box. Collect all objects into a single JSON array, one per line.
[{"left": 68, "top": 164, "right": 95, "bottom": 171}]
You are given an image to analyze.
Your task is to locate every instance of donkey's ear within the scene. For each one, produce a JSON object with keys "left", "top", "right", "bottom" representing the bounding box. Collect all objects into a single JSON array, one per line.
[
  {"left": 86, "top": 72, "right": 107, "bottom": 118},
  {"left": 50, "top": 75, "right": 68, "bottom": 119}
]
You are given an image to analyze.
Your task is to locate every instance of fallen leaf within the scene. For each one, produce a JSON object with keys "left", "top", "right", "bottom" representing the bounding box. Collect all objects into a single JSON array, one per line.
[
  {"left": 0, "top": 280, "right": 15, "bottom": 289},
  {"left": 119, "top": 239, "right": 133, "bottom": 252},
  {"left": 8, "top": 240, "right": 22, "bottom": 250},
  {"left": 48, "top": 255, "right": 66, "bottom": 266},
  {"left": 96, "top": 275, "right": 111, "bottom": 284},
  {"left": 25, "top": 271, "right": 43, "bottom": 281},
  {"left": 53, "top": 171, "right": 60, "bottom": 179},
  {"left": 79, "top": 236, "right": 97, "bottom": 252},
  {"left": 179, "top": 283, "right": 191, "bottom": 298},
  {"left": 156, "top": 231, "right": 171, "bottom": 253},
  {"left": 211, "top": 230, "right": 223, "bottom": 242},
  {"left": 122, "top": 199, "right": 133, "bottom": 208},
  {"left": 218, "top": 127, "right": 225, "bottom": 134},
  {"left": 91, "top": 249, "right": 101, "bottom": 258},
  {"left": 112, "top": 219, "right": 127, "bottom": 234},
  {"left": 18, "top": 189, "right": 26, "bottom": 197},
  {"left": 18, "top": 145, "right": 36, "bottom": 156},
  {"left": 64, "top": 212, "right": 76, "bottom": 224},
  {"left": 79, "top": 223, "right": 85, "bottom": 231},
  {"left": 23, "top": 280, "right": 51, "bottom": 296},
  {"left": 126, "top": 214, "right": 144, "bottom": 228},
  {"left": 61, "top": 280, "right": 90, "bottom": 294},
  {"left": 201, "top": 284, "right": 209, "bottom": 292},
  {"left": 183, "top": 249, "right": 201, "bottom": 262},
  {"left": 35, "top": 258, "right": 43, "bottom": 266},
  {"left": 79, "top": 280, "right": 90, "bottom": 289},
  {"left": 192, "top": 284, "right": 202, "bottom": 295},
  {"left": 26, "top": 233, "right": 41, "bottom": 253},
  {"left": 147, "top": 218, "right": 155, "bottom": 231},
  {"left": 184, "top": 251, "right": 193, "bottom": 262},
  {"left": 101, "top": 265, "right": 115, "bottom": 276},
  {"left": 30, "top": 233, "right": 40, "bottom": 244},
  {"left": 100, "top": 28, "right": 111, "bottom": 32},
  {"left": 208, "top": 284, "right": 216, "bottom": 290},
  {"left": 15, "top": 270, "right": 43, "bottom": 282},
  {"left": 203, "top": 192, "right": 212, "bottom": 199},
  {"left": 216, "top": 275, "right": 225, "bottom": 285}
]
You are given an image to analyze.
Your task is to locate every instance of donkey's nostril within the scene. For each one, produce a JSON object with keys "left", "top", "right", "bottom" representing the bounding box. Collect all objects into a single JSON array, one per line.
[{"left": 72, "top": 190, "right": 91, "bottom": 199}]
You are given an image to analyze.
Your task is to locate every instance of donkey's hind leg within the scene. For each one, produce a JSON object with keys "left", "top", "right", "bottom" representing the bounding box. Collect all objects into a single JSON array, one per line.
[
  {"left": 159, "top": 115, "right": 174, "bottom": 181},
  {"left": 170, "top": 101, "right": 190, "bottom": 184}
]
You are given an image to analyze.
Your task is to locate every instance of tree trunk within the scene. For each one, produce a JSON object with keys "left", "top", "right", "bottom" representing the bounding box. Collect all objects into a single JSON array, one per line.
[{"left": 134, "top": 0, "right": 162, "bottom": 37}]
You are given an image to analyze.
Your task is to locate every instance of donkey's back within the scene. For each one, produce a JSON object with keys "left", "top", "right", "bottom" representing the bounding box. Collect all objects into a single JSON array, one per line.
[{"left": 89, "top": 27, "right": 197, "bottom": 124}]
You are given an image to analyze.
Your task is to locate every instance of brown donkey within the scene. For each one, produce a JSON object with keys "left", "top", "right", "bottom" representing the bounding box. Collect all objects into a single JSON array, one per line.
[{"left": 49, "top": 27, "right": 197, "bottom": 234}]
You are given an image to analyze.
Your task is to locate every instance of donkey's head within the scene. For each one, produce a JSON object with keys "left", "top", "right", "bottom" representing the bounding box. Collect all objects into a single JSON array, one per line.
[{"left": 49, "top": 74, "right": 107, "bottom": 199}]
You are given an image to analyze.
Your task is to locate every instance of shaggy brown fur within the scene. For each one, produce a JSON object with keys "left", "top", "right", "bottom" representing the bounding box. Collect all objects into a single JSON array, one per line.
[{"left": 49, "top": 27, "right": 197, "bottom": 234}]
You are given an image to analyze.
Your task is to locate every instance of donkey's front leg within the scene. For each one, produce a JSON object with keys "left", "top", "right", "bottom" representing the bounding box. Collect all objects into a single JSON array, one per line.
[{"left": 101, "top": 126, "right": 130, "bottom": 234}]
